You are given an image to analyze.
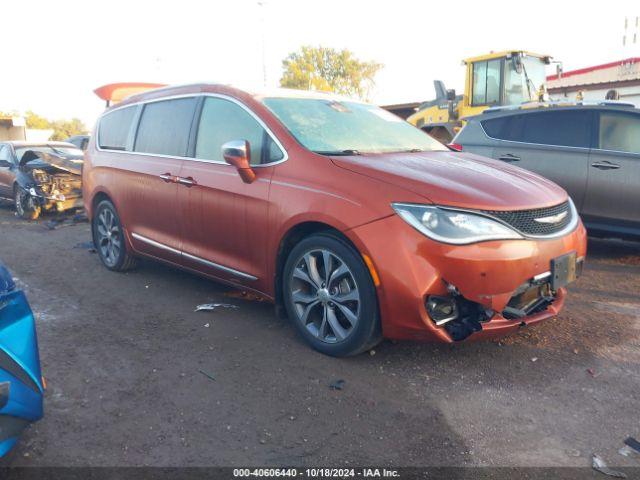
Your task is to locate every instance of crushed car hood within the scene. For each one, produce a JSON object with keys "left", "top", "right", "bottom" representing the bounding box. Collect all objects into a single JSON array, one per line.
[
  {"left": 19, "top": 151, "right": 83, "bottom": 176},
  {"left": 330, "top": 151, "right": 568, "bottom": 210}
]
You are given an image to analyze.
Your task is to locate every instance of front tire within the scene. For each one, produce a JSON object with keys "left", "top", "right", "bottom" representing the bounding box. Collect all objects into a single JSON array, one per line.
[
  {"left": 283, "top": 233, "right": 381, "bottom": 357},
  {"left": 14, "top": 186, "right": 41, "bottom": 220},
  {"left": 92, "top": 200, "right": 138, "bottom": 271}
]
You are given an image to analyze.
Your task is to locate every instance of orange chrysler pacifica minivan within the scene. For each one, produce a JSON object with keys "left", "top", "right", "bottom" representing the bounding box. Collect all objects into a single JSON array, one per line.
[{"left": 84, "top": 84, "right": 587, "bottom": 356}]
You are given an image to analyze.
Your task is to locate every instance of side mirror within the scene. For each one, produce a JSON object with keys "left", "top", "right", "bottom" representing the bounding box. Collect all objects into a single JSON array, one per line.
[
  {"left": 222, "top": 140, "right": 256, "bottom": 184},
  {"left": 0, "top": 160, "right": 12, "bottom": 168}
]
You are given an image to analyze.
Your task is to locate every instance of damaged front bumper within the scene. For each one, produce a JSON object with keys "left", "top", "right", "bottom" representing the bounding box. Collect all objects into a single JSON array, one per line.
[
  {"left": 348, "top": 213, "right": 588, "bottom": 342},
  {"left": 437, "top": 256, "right": 584, "bottom": 341},
  {"left": 24, "top": 186, "right": 83, "bottom": 213}
]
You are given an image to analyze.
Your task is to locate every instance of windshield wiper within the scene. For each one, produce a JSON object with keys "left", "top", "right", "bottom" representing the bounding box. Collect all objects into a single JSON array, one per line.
[
  {"left": 313, "top": 149, "right": 361, "bottom": 156},
  {"left": 521, "top": 63, "right": 538, "bottom": 102}
]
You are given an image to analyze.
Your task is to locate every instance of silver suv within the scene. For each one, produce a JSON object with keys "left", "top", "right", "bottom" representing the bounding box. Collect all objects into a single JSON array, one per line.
[{"left": 453, "top": 103, "right": 640, "bottom": 239}]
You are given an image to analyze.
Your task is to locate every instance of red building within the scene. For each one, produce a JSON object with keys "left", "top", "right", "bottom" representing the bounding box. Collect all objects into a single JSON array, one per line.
[{"left": 547, "top": 58, "right": 640, "bottom": 106}]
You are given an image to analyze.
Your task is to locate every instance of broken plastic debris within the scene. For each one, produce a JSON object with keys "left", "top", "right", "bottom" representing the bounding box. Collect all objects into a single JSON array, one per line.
[
  {"left": 73, "top": 241, "right": 96, "bottom": 253},
  {"left": 620, "top": 437, "right": 640, "bottom": 457},
  {"left": 329, "top": 379, "right": 345, "bottom": 390},
  {"left": 43, "top": 219, "right": 60, "bottom": 230},
  {"left": 619, "top": 446, "right": 635, "bottom": 457},
  {"left": 624, "top": 437, "right": 640, "bottom": 454},
  {"left": 198, "top": 369, "right": 216, "bottom": 382},
  {"left": 195, "top": 303, "right": 239, "bottom": 312},
  {"left": 592, "top": 454, "right": 627, "bottom": 478}
]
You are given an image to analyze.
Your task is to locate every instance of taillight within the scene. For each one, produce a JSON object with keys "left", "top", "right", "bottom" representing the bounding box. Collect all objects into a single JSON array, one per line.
[{"left": 447, "top": 143, "right": 463, "bottom": 152}]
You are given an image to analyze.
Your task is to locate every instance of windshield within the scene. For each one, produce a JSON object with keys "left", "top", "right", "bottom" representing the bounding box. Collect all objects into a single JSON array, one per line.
[
  {"left": 504, "top": 56, "right": 547, "bottom": 104},
  {"left": 263, "top": 98, "right": 447, "bottom": 154},
  {"left": 15, "top": 146, "right": 83, "bottom": 163}
]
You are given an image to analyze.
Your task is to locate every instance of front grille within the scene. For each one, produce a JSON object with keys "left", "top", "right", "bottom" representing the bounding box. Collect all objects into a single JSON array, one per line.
[{"left": 482, "top": 201, "right": 572, "bottom": 236}]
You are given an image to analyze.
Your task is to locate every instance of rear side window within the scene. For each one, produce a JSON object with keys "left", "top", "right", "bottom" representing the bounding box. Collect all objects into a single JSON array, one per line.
[
  {"left": 195, "top": 97, "right": 283, "bottom": 165},
  {"left": 134, "top": 98, "right": 198, "bottom": 156},
  {"left": 482, "top": 110, "right": 591, "bottom": 148},
  {"left": 98, "top": 106, "right": 137, "bottom": 151},
  {"left": 482, "top": 115, "right": 526, "bottom": 140},
  {"left": 598, "top": 112, "right": 640, "bottom": 153}
]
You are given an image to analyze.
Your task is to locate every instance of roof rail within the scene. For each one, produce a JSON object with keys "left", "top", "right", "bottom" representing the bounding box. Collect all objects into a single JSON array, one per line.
[
  {"left": 481, "top": 100, "right": 637, "bottom": 114},
  {"left": 597, "top": 101, "right": 636, "bottom": 108}
]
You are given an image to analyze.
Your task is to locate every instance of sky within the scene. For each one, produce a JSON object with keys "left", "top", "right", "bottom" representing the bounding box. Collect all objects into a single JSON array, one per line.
[{"left": 1, "top": 0, "right": 639, "bottom": 129}]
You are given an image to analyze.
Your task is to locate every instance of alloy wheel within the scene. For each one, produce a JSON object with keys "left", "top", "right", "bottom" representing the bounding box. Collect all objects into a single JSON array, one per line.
[
  {"left": 289, "top": 249, "right": 360, "bottom": 343},
  {"left": 96, "top": 208, "right": 121, "bottom": 267}
]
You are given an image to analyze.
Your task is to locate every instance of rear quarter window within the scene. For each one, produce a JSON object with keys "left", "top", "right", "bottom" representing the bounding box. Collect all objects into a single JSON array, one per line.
[{"left": 98, "top": 106, "right": 138, "bottom": 151}]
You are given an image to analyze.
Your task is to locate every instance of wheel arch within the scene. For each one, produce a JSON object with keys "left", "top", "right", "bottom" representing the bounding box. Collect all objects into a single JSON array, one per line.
[
  {"left": 89, "top": 190, "right": 116, "bottom": 220},
  {"left": 273, "top": 221, "right": 363, "bottom": 316}
]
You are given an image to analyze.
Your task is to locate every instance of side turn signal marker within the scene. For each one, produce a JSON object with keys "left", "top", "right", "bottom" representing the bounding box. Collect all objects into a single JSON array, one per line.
[{"left": 362, "top": 254, "right": 381, "bottom": 287}]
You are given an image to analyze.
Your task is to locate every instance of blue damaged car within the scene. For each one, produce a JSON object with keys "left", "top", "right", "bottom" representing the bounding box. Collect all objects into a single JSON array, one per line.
[{"left": 0, "top": 261, "right": 43, "bottom": 457}]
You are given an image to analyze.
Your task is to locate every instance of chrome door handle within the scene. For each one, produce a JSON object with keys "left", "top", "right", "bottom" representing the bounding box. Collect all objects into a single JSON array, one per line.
[
  {"left": 176, "top": 176, "right": 197, "bottom": 187},
  {"left": 159, "top": 173, "right": 175, "bottom": 183},
  {"left": 498, "top": 154, "right": 520, "bottom": 162},
  {"left": 591, "top": 161, "right": 621, "bottom": 170}
]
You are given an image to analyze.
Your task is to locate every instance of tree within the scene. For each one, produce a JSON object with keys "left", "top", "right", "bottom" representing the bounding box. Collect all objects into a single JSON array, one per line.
[
  {"left": 49, "top": 118, "right": 87, "bottom": 141},
  {"left": 280, "top": 46, "right": 383, "bottom": 100},
  {"left": 24, "top": 110, "right": 51, "bottom": 130},
  {"left": 21, "top": 111, "right": 88, "bottom": 141}
]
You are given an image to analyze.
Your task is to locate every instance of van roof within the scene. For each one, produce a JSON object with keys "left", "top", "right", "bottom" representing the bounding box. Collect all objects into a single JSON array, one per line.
[{"left": 117, "top": 83, "right": 364, "bottom": 107}]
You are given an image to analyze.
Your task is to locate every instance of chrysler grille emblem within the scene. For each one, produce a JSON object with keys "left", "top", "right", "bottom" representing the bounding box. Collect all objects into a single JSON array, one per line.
[{"left": 534, "top": 211, "right": 568, "bottom": 224}]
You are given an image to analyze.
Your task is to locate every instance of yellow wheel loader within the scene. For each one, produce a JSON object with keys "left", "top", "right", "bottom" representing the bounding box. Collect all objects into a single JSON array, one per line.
[{"left": 407, "top": 51, "right": 552, "bottom": 143}]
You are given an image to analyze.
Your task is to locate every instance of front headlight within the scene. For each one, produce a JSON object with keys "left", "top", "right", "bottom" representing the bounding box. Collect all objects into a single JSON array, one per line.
[{"left": 392, "top": 203, "right": 523, "bottom": 245}]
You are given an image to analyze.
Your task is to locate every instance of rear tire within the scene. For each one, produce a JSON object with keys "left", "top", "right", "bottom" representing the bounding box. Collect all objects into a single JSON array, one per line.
[
  {"left": 92, "top": 200, "right": 138, "bottom": 271},
  {"left": 282, "top": 233, "right": 381, "bottom": 357},
  {"left": 14, "top": 186, "right": 41, "bottom": 220}
]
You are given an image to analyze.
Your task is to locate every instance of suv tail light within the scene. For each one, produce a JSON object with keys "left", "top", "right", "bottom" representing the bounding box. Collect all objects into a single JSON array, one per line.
[{"left": 447, "top": 143, "right": 463, "bottom": 152}]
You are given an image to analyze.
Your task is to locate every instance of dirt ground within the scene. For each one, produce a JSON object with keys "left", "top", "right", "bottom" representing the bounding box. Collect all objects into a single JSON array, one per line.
[{"left": 0, "top": 201, "right": 639, "bottom": 468}]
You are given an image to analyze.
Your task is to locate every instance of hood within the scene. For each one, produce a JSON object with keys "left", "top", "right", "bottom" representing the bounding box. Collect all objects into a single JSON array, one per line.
[
  {"left": 330, "top": 151, "right": 567, "bottom": 211},
  {"left": 20, "top": 150, "right": 83, "bottom": 176}
]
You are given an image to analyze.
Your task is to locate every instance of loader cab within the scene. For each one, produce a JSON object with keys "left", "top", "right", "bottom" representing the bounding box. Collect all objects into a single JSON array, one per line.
[
  {"left": 464, "top": 51, "right": 550, "bottom": 116},
  {"left": 406, "top": 50, "right": 551, "bottom": 144}
]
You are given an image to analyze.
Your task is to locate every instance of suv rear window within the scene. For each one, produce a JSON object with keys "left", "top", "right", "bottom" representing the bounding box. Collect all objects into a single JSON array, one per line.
[
  {"left": 134, "top": 98, "right": 198, "bottom": 157},
  {"left": 482, "top": 110, "right": 592, "bottom": 148},
  {"left": 98, "top": 106, "right": 137, "bottom": 151}
]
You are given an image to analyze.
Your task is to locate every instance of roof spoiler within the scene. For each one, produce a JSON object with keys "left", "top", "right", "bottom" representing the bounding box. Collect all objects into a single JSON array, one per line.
[{"left": 94, "top": 83, "right": 167, "bottom": 107}]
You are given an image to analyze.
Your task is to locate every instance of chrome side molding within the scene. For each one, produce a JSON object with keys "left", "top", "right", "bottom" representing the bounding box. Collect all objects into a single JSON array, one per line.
[{"left": 131, "top": 232, "right": 257, "bottom": 281}]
